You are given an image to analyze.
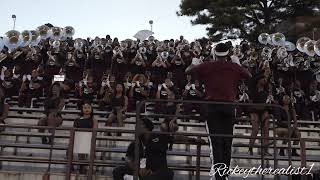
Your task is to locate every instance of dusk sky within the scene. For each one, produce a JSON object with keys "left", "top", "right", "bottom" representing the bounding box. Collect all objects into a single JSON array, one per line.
[{"left": 1, "top": 0, "right": 208, "bottom": 41}]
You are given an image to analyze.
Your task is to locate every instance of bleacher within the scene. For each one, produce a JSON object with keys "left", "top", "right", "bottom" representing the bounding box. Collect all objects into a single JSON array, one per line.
[{"left": 0, "top": 92, "right": 320, "bottom": 180}]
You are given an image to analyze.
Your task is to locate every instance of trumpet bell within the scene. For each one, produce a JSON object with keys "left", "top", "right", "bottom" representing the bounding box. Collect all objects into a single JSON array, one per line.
[
  {"left": 37, "top": 25, "right": 50, "bottom": 40},
  {"left": 304, "top": 40, "right": 316, "bottom": 57},
  {"left": 3, "top": 30, "right": 22, "bottom": 50},
  {"left": 271, "top": 33, "right": 286, "bottom": 46},
  {"left": 64, "top": 26, "right": 75, "bottom": 38},
  {"left": 29, "top": 30, "right": 41, "bottom": 47},
  {"left": 258, "top": 33, "right": 270, "bottom": 45},
  {"left": 139, "top": 47, "right": 147, "bottom": 54},
  {"left": 51, "top": 40, "right": 60, "bottom": 49},
  {"left": 20, "top": 30, "right": 32, "bottom": 47},
  {"left": 161, "top": 51, "right": 169, "bottom": 59},
  {"left": 296, "top": 37, "right": 311, "bottom": 52}
]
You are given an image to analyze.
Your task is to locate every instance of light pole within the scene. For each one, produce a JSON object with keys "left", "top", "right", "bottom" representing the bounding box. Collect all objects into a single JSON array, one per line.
[
  {"left": 149, "top": 20, "right": 153, "bottom": 32},
  {"left": 12, "top": 15, "right": 16, "bottom": 30}
]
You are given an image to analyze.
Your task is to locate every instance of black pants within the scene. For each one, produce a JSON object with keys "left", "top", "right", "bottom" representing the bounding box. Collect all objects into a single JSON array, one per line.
[
  {"left": 205, "top": 104, "right": 234, "bottom": 180},
  {"left": 113, "top": 164, "right": 174, "bottom": 180}
]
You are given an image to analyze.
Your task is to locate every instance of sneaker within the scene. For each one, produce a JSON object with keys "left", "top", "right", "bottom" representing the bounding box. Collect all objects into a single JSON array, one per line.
[{"left": 279, "top": 149, "right": 285, "bottom": 156}]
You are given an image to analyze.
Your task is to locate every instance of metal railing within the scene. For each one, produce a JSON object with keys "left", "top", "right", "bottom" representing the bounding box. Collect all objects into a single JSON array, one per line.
[
  {"left": 0, "top": 99, "right": 316, "bottom": 180},
  {"left": 133, "top": 99, "right": 304, "bottom": 180}
]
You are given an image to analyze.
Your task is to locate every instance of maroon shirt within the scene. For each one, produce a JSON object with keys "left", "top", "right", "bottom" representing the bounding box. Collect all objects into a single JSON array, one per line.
[{"left": 190, "top": 60, "right": 251, "bottom": 102}]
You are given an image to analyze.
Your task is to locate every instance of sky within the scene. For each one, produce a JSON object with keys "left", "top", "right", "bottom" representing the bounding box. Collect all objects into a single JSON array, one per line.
[{"left": 0, "top": 0, "right": 208, "bottom": 41}]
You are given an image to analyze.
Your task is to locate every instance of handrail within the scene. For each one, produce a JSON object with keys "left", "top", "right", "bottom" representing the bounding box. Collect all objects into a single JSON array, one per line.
[
  {"left": 0, "top": 97, "right": 315, "bottom": 180},
  {"left": 134, "top": 99, "right": 293, "bottom": 180}
]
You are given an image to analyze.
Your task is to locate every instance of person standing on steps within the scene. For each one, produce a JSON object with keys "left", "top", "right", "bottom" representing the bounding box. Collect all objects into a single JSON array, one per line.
[{"left": 186, "top": 42, "right": 252, "bottom": 180}]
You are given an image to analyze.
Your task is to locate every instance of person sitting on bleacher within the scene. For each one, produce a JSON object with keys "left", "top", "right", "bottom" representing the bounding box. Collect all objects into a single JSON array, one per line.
[
  {"left": 106, "top": 83, "right": 128, "bottom": 134},
  {"left": 129, "top": 74, "right": 150, "bottom": 112},
  {"left": 38, "top": 82, "right": 65, "bottom": 144},
  {"left": 113, "top": 117, "right": 202, "bottom": 180},
  {"left": 78, "top": 74, "right": 97, "bottom": 105},
  {"left": 113, "top": 117, "right": 174, "bottom": 180},
  {"left": 182, "top": 76, "right": 205, "bottom": 117},
  {"left": 98, "top": 74, "right": 116, "bottom": 112},
  {"left": 1, "top": 67, "right": 20, "bottom": 99},
  {"left": 275, "top": 94, "right": 301, "bottom": 157},
  {"left": 18, "top": 69, "right": 44, "bottom": 110},
  {"left": 0, "top": 87, "right": 9, "bottom": 133}
]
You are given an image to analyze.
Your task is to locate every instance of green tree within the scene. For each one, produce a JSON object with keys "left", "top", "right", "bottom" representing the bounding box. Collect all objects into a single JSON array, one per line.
[{"left": 177, "top": 0, "right": 320, "bottom": 41}]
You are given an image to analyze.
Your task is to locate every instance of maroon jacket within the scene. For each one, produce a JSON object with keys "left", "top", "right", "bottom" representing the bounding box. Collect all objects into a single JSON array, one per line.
[{"left": 190, "top": 60, "right": 251, "bottom": 102}]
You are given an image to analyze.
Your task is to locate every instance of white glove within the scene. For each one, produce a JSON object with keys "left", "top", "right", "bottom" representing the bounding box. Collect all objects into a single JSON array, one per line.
[
  {"left": 27, "top": 75, "right": 31, "bottom": 81},
  {"left": 162, "top": 83, "right": 168, "bottom": 89},
  {"left": 136, "top": 81, "right": 140, "bottom": 87},
  {"left": 132, "top": 82, "right": 136, "bottom": 88},
  {"left": 124, "top": 175, "right": 134, "bottom": 180},
  {"left": 185, "top": 84, "right": 191, "bottom": 90},
  {"left": 158, "top": 84, "right": 162, "bottom": 91},
  {"left": 83, "top": 80, "right": 88, "bottom": 86},
  {"left": 266, "top": 95, "right": 274, "bottom": 104},
  {"left": 191, "top": 84, "right": 196, "bottom": 90},
  {"left": 106, "top": 81, "right": 111, "bottom": 88},
  {"left": 22, "top": 75, "right": 27, "bottom": 82},
  {"left": 101, "top": 81, "right": 106, "bottom": 87}
]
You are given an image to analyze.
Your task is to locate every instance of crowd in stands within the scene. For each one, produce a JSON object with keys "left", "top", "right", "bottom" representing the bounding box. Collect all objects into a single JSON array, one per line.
[{"left": 0, "top": 34, "right": 320, "bottom": 178}]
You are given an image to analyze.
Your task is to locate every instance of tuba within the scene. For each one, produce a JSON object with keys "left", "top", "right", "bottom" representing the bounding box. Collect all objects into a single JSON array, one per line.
[
  {"left": 304, "top": 40, "right": 316, "bottom": 57},
  {"left": 3, "top": 30, "right": 22, "bottom": 50},
  {"left": 20, "top": 30, "right": 32, "bottom": 47},
  {"left": 296, "top": 37, "right": 311, "bottom": 52},
  {"left": 50, "top": 27, "right": 63, "bottom": 40},
  {"left": 271, "top": 33, "right": 285, "bottom": 46},
  {"left": 315, "top": 39, "right": 320, "bottom": 56},
  {"left": 64, "top": 26, "right": 75, "bottom": 38},
  {"left": 29, "top": 30, "right": 41, "bottom": 47},
  {"left": 37, "top": 25, "right": 50, "bottom": 40}
]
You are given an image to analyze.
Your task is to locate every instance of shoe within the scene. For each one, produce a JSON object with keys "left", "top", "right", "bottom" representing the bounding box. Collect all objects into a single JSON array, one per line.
[
  {"left": 248, "top": 148, "right": 253, "bottom": 155},
  {"left": 291, "top": 149, "right": 300, "bottom": 157},
  {"left": 279, "top": 149, "right": 285, "bottom": 156},
  {"left": 42, "top": 137, "right": 48, "bottom": 144}
]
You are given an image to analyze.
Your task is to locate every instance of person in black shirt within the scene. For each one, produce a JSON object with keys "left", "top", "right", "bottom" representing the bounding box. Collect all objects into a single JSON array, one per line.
[
  {"left": 38, "top": 82, "right": 65, "bottom": 144},
  {"left": 18, "top": 69, "right": 44, "bottom": 108},
  {"left": 129, "top": 74, "right": 149, "bottom": 112},
  {"left": 73, "top": 102, "right": 98, "bottom": 174},
  {"left": 113, "top": 118, "right": 201, "bottom": 180},
  {"left": 248, "top": 68, "right": 271, "bottom": 155},
  {"left": 275, "top": 95, "right": 301, "bottom": 156},
  {"left": 106, "top": 83, "right": 128, "bottom": 129},
  {"left": 0, "top": 87, "right": 9, "bottom": 133}
]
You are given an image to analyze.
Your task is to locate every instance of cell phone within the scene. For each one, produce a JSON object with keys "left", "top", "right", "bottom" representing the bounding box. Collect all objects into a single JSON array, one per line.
[{"left": 53, "top": 75, "right": 65, "bottom": 82}]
